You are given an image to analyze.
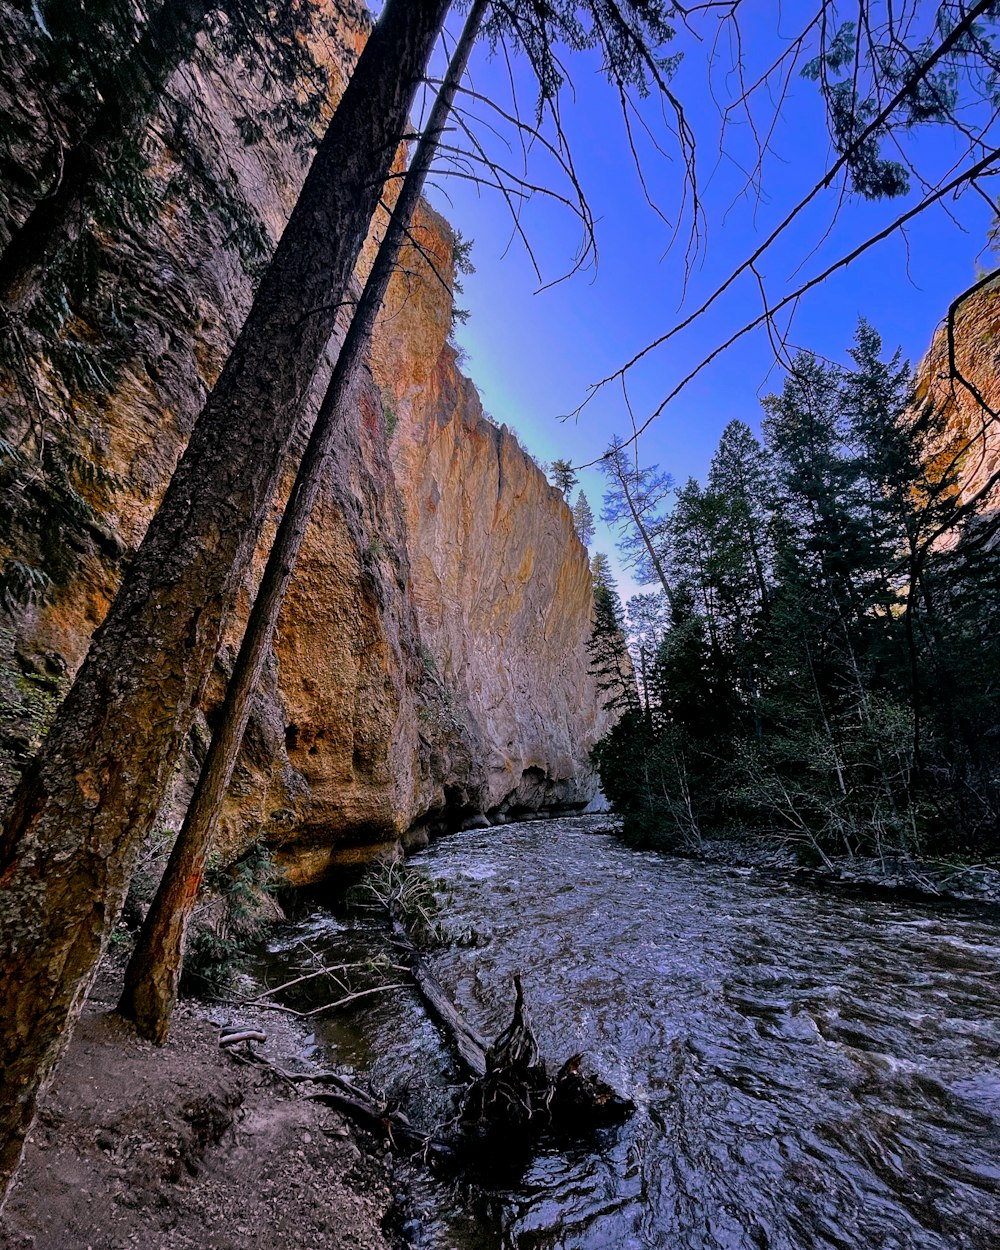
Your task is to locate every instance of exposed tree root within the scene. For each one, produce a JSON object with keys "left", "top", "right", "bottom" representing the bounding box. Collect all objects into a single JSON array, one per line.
[{"left": 388, "top": 901, "right": 635, "bottom": 1148}]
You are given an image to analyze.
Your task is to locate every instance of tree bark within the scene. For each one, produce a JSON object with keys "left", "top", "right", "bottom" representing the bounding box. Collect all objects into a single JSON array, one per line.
[
  {"left": 116, "top": 0, "right": 488, "bottom": 1044},
  {"left": 0, "top": 0, "right": 451, "bottom": 1207},
  {"left": 0, "top": 0, "right": 214, "bottom": 310}
]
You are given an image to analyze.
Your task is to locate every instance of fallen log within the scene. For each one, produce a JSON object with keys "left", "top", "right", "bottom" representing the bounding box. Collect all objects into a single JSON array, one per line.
[
  {"left": 387, "top": 906, "right": 634, "bottom": 1145},
  {"left": 390, "top": 913, "right": 488, "bottom": 1078}
]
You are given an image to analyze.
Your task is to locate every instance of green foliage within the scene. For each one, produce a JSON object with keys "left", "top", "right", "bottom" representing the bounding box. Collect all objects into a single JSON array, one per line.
[
  {"left": 0, "top": 0, "right": 342, "bottom": 609},
  {"left": 593, "top": 318, "right": 1000, "bottom": 862},
  {"left": 588, "top": 561, "right": 639, "bottom": 716},
  {"left": 799, "top": 5, "right": 975, "bottom": 201},
  {"left": 572, "top": 489, "right": 595, "bottom": 545},
  {"left": 550, "top": 458, "right": 578, "bottom": 496},
  {"left": 0, "top": 633, "right": 61, "bottom": 800},
  {"left": 449, "top": 228, "right": 475, "bottom": 336},
  {"left": 482, "top": 1, "right": 679, "bottom": 115},
  {"left": 180, "top": 841, "right": 279, "bottom": 999}
]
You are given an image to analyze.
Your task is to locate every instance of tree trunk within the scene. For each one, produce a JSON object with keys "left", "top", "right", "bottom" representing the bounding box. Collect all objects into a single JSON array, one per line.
[
  {"left": 611, "top": 458, "right": 677, "bottom": 612},
  {"left": 117, "top": 0, "right": 488, "bottom": 1044},
  {"left": 0, "top": 0, "right": 214, "bottom": 310},
  {"left": 0, "top": 0, "right": 451, "bottom": 1207}
]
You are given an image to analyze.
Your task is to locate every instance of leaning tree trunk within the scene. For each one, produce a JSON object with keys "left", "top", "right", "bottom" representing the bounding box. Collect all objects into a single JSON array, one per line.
[
  {"left": 609, "top": 456, "right": 678, "bottom": 612},
  {"left": 0, "top": 0, "right": 451, "bottom": 1207},
  {"left": 0, "top": 0, "right": 214, "bottom": 310},
  {"left": 117, "top": 0, "right": 490, "bottom": 1045}
]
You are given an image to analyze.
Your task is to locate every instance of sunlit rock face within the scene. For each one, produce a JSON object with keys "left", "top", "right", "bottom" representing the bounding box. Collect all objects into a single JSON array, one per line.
[
  {"left": 375, "top": 202, "right": 608, "bottom": 823},
  {"left": 917, "top": 278, "right": 1000, "bottom": 510},
  {"left": 0, "top": 4, "right": 608, "bottom": 880}
]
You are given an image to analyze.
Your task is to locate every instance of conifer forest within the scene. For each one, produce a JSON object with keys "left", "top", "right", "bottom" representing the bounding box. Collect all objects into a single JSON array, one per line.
[{"left": 2, "top": 1, "right": 1000, "bottom": 1247}]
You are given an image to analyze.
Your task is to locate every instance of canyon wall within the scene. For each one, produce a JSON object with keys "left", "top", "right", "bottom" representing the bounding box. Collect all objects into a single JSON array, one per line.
[
  {"left": 0, "top": 4, "right": 608, "bottom": 882},
  {"left": 918, "top": 275, "right": 1000, "bottom": 511}
]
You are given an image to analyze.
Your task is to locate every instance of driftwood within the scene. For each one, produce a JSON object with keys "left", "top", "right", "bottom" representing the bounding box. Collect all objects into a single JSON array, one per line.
[
  {"left": 390, "top": 913, "right": 489, "bottom": 1077},
  {"left": 218, "top": 1028, "right": 267, "bottom": 1047},
  {"left": 388, "top": 909, "right": 635, "bottom": 1147}
]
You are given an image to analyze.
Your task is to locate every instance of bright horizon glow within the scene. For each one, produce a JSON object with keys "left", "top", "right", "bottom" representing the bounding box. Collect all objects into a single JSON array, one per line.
[{"left": 414, "top": 2, "right": 996, "bottom": 608}]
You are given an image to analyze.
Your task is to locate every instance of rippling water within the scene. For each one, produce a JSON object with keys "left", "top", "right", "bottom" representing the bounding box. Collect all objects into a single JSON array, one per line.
[{"left": 258, "top": 816, "right": 1000, "bottom": 1249}]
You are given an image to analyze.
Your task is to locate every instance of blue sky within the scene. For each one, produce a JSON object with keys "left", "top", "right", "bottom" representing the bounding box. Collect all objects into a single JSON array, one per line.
[{"left": 417, "top": 2, "right": 997, "bottom": 603}]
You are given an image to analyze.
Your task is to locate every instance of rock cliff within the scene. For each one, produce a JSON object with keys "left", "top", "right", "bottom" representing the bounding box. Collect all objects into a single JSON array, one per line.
[
  {"left": 0, "top": 3, "right": 608, "bottom": 881},
  {"left": 918, "top": 275, "right": 1000, "bottom": 511}
]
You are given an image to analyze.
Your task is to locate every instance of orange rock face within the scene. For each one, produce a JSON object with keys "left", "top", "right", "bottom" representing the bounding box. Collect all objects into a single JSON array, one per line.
[
  {"left": 917, "top": 278, "right": 1000, "bottom": 510},
  {"left": 0, "top": 4, "right": 610, "bottom": 880},
  {"left": 374, "top": 203, "right": 607, "bottom": 819}
]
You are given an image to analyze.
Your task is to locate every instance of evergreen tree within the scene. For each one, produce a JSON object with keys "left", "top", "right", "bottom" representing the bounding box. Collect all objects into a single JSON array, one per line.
[
  {"left": 592, "top": 318, "right": 1000, "bottom": 861},
  {"left": 587, "top": 552, "right": 635, "bottom": 714},
  {"left": 573, "top": 489, "right": 595, "bottom": 546},
  {"left": 590, "top": 550, "right": 615, "bottom": 594},
  {"left": 589, "top": 581, "right": 638, "bottom": 717},
  {"left": 550, "top": 458, "right": 578, "bottom": 496},
  {"left": 704, "top": 421, "right": 775, "bottom": 730},
  {"left": 665, "top": 478, "right": 726, "bottom": 650},
  {"left": 706, "top": 420, "right": 774, "bottom": 625},
  {"left": 600, "top": 435, "right": 675, "bottom": 607}
]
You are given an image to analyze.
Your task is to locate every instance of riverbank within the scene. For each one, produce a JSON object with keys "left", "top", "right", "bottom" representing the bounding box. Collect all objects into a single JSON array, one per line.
[
  {"left": 0, "top": 980, "right": 401, "bottom": 1250},
  {"left": 594, "top": 816, "right": 1000, "bottom": 908},
  {"left": 703, "top": 839, "right": 1000, "bottom": 908}
]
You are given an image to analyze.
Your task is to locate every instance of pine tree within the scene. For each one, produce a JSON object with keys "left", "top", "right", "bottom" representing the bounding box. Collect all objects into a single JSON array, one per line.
[
  {"left": 706, "top": 420, "right": 774, "bottom": 624},
  {"left": 588, "top": 573, "right": 637, "bottom": 716},
  {"left": 590, "top": 551, "right": 617, "bottom": 596},
  {"left": 572, "top": 489, "right": 595, "bottom": 546},
  {"left": 550, "top": 458, "right": 578, "bottom": 496}
]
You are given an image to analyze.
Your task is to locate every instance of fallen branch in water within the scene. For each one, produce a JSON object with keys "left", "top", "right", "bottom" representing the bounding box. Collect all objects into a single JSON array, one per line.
[
  {"left": 232, "top": 982, "right": 410, "bottom": 1019},
  {"left": 239, "top": 960, "right": 410, "bottom": 1005},
  {"left": 390, "top": 912, "right": 489, "bottom": 1078}
]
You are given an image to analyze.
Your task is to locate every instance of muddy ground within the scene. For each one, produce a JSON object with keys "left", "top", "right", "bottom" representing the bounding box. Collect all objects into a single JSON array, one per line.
[{"left": 0, "top": 990, "right": 405, "bottom": 1250}]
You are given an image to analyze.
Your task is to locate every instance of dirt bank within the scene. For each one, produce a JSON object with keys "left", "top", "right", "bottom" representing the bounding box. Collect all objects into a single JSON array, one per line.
[{"left": 0, "top": 992, "right": 401, "bottom": 1250}]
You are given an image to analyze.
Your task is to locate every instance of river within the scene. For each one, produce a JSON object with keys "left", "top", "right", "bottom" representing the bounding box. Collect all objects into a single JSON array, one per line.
[{"left": 255, "top": 815, "right": 1000, "bottom": 1249}]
